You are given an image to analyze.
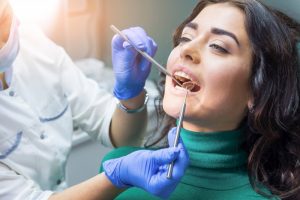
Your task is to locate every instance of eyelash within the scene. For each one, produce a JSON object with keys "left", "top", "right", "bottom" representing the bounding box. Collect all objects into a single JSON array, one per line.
[
  {"left": 209, "top": 44, "right": 229, "bottom": 54},
  {"left": 177, "top": 37, "right": 191, "bottom": 44},
  {"left": 178, "top": 36, "right": 229, "bottom": 54}
]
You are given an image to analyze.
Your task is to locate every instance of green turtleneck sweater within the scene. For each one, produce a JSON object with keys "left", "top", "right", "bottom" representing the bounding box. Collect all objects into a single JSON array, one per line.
[{"left": 100, "top": 128, "right": 278, "bottom": 199}]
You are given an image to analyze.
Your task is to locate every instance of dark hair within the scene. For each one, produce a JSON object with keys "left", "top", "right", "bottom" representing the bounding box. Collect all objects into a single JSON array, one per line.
[{"left": 147, "top": 0, "right": 300, "bottom": 199}]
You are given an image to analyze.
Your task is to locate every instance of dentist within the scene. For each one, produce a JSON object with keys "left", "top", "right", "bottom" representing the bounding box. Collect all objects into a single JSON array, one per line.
[{"left": 0, "top": 1, "right": 189, "bottom": 199}]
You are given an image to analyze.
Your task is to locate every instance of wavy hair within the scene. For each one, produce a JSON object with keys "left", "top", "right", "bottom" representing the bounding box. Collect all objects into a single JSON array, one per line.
[{"left": 146, "top": 0, "right": 300, "bottom": 199}]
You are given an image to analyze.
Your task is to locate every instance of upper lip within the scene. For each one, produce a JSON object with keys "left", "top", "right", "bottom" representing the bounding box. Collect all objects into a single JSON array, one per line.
[{"left": 171, "top": 65, "right": 200, "bottom": 85}]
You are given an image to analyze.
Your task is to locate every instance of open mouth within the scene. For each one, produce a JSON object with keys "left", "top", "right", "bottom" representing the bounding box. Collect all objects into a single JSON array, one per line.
[{"left": 173, "top": 71, "right": 201, "bottom": 92}]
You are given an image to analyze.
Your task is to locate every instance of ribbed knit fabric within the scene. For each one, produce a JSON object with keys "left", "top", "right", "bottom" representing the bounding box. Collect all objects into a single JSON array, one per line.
[{"left": 100, "top": 128, "right": 278, "bottom": 199}]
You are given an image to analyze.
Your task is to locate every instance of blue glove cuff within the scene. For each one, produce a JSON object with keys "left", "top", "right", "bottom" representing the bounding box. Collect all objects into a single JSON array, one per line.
[
  {"left": 103, "top": 159, "right": 131, "bottom": 188},
  {"left": 117, "top": 89, "right": 149, "bottom": 114},
  {"left": 113, "top": 83, "right": 145, "bottom": 100}
]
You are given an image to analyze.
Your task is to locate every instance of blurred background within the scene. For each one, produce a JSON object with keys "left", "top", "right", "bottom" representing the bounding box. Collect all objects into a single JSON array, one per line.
[
  {"left": 9, "top": 0, "right": 300, "bottom": 79},
  {"left": 9, "top": 0, "right": 300, "bottom": 186},
  {"left": 10, "top": 0, "right": 200, "bottom": 80}
]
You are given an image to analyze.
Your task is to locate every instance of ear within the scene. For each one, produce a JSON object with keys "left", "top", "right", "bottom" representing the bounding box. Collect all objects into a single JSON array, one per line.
[
  {"left": 247, "top": 94, "right": 254, "bottom": 111},
  {"left": 247, "top": 100, "right": 253, "bottom": 109}
]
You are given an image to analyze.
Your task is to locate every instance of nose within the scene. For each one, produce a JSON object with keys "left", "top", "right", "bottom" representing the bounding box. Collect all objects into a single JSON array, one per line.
[{"left": 179, "top": 40, "right": 201, "bottom": 64}]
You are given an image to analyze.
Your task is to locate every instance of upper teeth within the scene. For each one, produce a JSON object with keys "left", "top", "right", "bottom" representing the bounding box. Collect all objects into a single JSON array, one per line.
[{"left": 174, "top": 71, "right": 192, "bottom": 81}]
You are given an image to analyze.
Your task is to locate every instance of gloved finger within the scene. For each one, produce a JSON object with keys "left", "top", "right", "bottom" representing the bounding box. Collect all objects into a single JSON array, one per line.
[
  {"left": 123, "top": 27, "right": 148, "bottom": 51},
  {"left": 139, "top": 36, "right": 158, "bottom": 73},
  {"left": 112, "top": 34, "right": 135, "bottom": 52},
  {"left": 151, "top": 147, "right": 180, "bottom": 166},
  {"left": 148, "top": 36, "right": 158, "bottom": 57},
  {"left": 120, "top": 27, "right": 156, "bottom": 76},
  {"left": 120, "top": 27, "right": 149, "bottom": 72},
  {"left": 111, "top": 34, "right": 124, "bottom": 50},
  {"left": 170, "top": 141, "right": 189, "bottom": 180},
  {"left": 111, "top": 33, "right": 138, "bottom": 70},
  {"left": 166, "top": 127, "right": 189, "bottom": 178},
  {"left": 167, "top": 127, "right": 179, "bottom": 147},
  {"left": 158, "top": 164, "right": 169, "bottom": 174},
  {"left": 102, "top": 158, "right": 129, "bottom": 188},
  {"left": 175, "top": 140, "right": 189, "bottom": 163},
  {"left": 149, "top": 174, "right": 177, "bottom": 199},
  {"left": 167, "top": 127, "right": 188, "bottom": 162}
]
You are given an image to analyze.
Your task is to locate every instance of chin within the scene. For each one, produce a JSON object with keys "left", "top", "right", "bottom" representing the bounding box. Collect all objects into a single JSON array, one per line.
[{"left": 163, "top": 98, "right": 181, "bottom": 118}]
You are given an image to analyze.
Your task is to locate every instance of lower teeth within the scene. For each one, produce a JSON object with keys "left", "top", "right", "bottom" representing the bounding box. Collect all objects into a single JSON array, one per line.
[{"left": 175, "top": 85, "right": 187, "bottom": 90}]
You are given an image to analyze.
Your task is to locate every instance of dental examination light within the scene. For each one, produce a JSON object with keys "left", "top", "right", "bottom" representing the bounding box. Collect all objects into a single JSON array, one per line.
[{"left": 9, "top": 0, "right": 60, "bottom": 24}]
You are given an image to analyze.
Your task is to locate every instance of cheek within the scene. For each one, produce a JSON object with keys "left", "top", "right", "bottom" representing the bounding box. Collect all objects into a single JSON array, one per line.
[
  {"left": 204, "top": 60, "right": 250, "bottom": 91},
  {"left": 163, "top": 96, "right": 182, "bottom": 118},
  {"left": 163, "top": 48, "right": 183, "bottom": 117},
  {"left": 163, "top": 79, "right": 182, "bottom": 118},
  {"left": 163, "top": 92, "right": 174, "bottom": 117},
  {"left": 202, "top": 64, "right": 251, "bottom": 111},
  {"left": 166, "top": 48, "right": 180, "bottom": 70}
]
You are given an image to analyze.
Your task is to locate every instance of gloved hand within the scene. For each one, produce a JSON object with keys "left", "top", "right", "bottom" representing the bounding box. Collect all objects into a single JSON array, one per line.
[
  {"left": 112, "top": 27, "right": 157, "bottom": 100},
  {"left": 103, "top": 127, "right": 189, "bottom": 199}
]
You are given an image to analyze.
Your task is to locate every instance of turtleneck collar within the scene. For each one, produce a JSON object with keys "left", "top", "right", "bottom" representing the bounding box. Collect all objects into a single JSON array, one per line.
[
  {"left": 180, "top": 127, "right": 250, "bottom": 189},
  {"left": 181, "top": 127, "right": 247, "bottom": 169}
]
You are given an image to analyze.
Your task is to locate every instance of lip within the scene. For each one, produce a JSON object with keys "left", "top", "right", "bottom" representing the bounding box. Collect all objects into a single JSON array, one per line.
[
  {"left": 168, "top": 82, "right": 200, "bottom": 99},
  {"left": 171, "top": 65, "right": 199, "bottom": 82},
  {"left": 171, "top": 65, "right": 201, "bottom": 93}
]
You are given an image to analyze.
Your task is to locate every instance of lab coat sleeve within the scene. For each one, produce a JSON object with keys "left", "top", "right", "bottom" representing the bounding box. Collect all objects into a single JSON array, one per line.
[
  {"left": 58, "top": 48, "right": 116, "bottom": 147},
  {"left": 0, "top": 162, "right": 53, "bottom": 200}
]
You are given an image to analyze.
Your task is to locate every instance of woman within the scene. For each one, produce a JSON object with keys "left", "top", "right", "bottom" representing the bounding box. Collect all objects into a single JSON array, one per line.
[
  {"left": 101, "top": 0, "right": 300, "bottom": 199},
  {"left": 0, "top": 0, "right": 189, "bottom": 199}
]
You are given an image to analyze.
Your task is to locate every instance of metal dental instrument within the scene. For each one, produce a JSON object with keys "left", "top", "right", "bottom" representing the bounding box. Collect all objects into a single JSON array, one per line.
[
  {"left": 166, "top": 89, "right": 188, "bottom": 179},
  {"left": 110, "top": 25, "right": 183, "bottom": 87}
]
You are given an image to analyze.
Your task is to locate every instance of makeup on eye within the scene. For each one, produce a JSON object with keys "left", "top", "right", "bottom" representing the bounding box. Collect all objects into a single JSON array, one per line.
[
  {"left": 181, "top": 22, "right": 241, "bottom": 49},
  {"left": 209, "top": 43, "right": 229, "bottom": 54},
  {"left": 178, "top": 33, "right": 230, "bottom": 54},
  {"left": 178, "top": 36, "right": 191, "bottom": 44},
  {"left": 184, "top": 23, "right": 240, "bottom": 47}
]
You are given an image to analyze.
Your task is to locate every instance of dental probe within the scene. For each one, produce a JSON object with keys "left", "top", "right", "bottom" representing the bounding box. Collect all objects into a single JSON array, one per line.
[
  {"left": 166, "top": 89, "right": 188, "bottom": 179},
  {"left": 110, "top": 25, "right": 183, "bottom": 87}
]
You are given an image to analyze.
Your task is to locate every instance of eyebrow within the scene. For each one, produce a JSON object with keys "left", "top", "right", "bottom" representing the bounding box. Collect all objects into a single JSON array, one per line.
[
  {"left": 185, "top": 22, "right": 198, "bottom": 30},
  {"left": 211, "top": 28, "right": 240, "bottom": 47},
  {"left": 184, "top": 22, "right": 240, "bottom": 47}
]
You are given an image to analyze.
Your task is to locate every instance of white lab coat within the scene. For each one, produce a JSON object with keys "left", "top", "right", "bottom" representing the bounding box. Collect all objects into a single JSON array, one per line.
[{"left": 0, "top": 24, "right": 116, "bottom": 200}]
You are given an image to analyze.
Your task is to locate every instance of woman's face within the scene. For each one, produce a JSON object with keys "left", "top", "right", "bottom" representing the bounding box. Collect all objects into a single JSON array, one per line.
[
  {"left": 0, "top": 0, "right": 13, "bottom": 48},
  {"left": 163, "top": 3, "right": 253, "bottom": 132}
]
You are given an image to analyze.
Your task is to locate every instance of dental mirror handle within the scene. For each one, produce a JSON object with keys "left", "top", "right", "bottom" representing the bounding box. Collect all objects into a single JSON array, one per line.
[{"left": 166, "top": 91, "right": 188, "bottom": 179}]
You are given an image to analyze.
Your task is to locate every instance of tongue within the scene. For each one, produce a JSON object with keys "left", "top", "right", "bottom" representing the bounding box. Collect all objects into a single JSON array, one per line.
[{"left": 182, "top": 81, "right": 195, "bottom": 91}]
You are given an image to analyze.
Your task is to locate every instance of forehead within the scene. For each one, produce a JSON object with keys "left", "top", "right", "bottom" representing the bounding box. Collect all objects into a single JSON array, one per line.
[
  {"left": 0, "top": 0, "right": 8, "bottom": 9},
  {"left": 0, "top": 0, "right": 9, "bottom": 16},
  {"left": 189, "top": 3, "right": 249, "bottom": 44}
]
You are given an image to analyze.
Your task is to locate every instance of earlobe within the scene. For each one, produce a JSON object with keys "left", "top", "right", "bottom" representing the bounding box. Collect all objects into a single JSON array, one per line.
[
  {"left": 247, "top": 94, "right": 254, "bottom": 113},
  {"left": 247, "top": 99, "right": 254, "bottom": 113}
]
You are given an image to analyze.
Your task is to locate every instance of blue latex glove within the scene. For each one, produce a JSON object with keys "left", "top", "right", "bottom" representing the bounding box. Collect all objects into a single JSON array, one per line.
[
  {"left": 112, "top": 27, "right": 157, "bottom": 100},
  {"left": 103, "top": 127, "right": 189, "bottom": 199}
]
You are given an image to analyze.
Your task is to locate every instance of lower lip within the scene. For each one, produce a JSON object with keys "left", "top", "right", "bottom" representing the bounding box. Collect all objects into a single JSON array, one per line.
[{"left": 170, "top": 84, "right": 200, "bottom": 96}]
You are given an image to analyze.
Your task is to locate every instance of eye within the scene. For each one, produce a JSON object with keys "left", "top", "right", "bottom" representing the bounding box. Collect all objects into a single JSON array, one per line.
[
  {"left": 209, "top": 44, "right": 229, "bottom": 54},
  {"left": 178, "top": 36, "right": 191, "bottom": 44}
]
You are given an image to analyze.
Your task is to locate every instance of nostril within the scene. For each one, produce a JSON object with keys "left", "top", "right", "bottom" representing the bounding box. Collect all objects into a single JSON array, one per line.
[{"left": 185, "top": 54, "right": 193, "bottom": 61}]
